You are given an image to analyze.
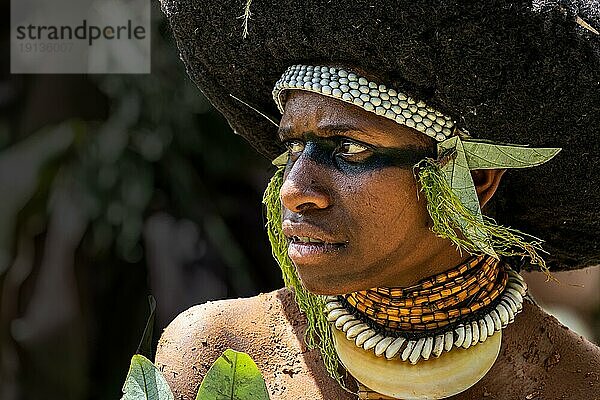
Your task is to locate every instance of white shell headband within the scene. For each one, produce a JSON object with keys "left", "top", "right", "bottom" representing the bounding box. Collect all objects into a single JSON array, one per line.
[{"left": 272, "top": 64, "right": 456, "bottom": 142}]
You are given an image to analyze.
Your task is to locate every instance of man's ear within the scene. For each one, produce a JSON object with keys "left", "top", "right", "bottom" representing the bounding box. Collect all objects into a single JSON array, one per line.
[{"left": 471, "top": 169, "right": 506, "bottom": 208}]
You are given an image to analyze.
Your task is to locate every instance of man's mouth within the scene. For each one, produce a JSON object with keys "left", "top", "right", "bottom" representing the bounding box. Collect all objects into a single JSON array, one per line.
[
  {"left": 290, "top": 236, "right": 326, "bottom": 244},
  {"left": 282, "top": 220, "right": 348, "bottom": 262},
  {"left": 288, "top": 235, "right": 346, "bottom": 248},
  {"left": 286, "top": 235, "right": 347, "bottom": 263}
]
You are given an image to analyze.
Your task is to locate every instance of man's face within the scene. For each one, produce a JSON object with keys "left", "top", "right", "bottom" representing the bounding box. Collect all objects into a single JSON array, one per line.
[{"left": 279, "top": 91, "right": 463, "bottom": 295}]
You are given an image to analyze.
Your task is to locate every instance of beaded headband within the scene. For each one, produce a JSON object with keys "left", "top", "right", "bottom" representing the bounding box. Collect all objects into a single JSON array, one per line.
[{"left": 272, "top": 64, "right": 456, "bottom": 142}]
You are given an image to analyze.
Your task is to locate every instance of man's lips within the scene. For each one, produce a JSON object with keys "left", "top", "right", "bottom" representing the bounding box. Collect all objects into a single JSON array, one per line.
[
  {"left": 282, "top": 220, "right": 347, "bottom": 262},
  {"left": 281, "top": 220, "right": 346, "bottom": 245}
]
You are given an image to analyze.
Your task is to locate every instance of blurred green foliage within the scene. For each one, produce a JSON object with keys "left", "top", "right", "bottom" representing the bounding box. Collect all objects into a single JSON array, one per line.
[{"left": 0, "top": 5, "right": 277, "bottom": 400}]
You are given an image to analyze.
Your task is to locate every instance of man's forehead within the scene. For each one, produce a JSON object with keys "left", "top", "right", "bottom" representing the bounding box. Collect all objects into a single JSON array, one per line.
[
  {"left": 277, "top": 123, "right": 372, "bottom": 140},
  {"left": 280, "top": 91, "right": 434, "bottom": 147}
]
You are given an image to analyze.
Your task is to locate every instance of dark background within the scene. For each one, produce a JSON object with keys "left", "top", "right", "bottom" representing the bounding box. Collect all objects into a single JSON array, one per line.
[
  {"left": 0, "top": 2, "right": 598, "bottom": 400},
  {"left": 0, "top": 2, "right": 280, "bottom": 399}
]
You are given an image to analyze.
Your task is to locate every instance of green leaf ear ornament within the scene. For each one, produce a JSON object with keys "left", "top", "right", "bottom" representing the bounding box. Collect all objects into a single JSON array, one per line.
[{"left": 415, "top": 135, "right": 561, "bottom": 277}]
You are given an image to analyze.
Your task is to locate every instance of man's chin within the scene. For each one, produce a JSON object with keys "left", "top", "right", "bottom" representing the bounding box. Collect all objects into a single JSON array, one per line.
[
  {"left": 303, "top": 285, "right": 346, "bottom": 296},
  {"left": 296, "top": 270, "right": 363, "bottom": 296}
]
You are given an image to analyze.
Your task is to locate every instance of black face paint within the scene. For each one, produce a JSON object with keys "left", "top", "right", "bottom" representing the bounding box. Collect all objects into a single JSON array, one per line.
[{"left": 285, "top": 134, "right": 434, "bottom": 175}]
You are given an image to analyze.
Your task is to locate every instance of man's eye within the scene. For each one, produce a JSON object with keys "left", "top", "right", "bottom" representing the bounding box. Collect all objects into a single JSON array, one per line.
[
  {"left": 338, "top": 141, "right": 369, "bottom": 157},
  {"left": 285, "top": 140, "right": 305, "bottom": 155}
]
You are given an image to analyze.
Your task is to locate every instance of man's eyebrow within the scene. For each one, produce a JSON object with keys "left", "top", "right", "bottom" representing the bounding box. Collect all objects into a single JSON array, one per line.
[
  {"left": 277, "top": 126, "right": 294, "bottom": 139},
  {"left": 277, "top": 124, "right": 371, "bottom": 139},
  {"left": 317, "top": 123, "right": 371, "bottom": 136}
]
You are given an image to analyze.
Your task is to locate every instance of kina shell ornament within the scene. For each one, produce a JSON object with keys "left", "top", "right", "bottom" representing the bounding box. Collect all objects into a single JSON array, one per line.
[{"left": 332, "top": 328, "right": 501, "bottom": 399}]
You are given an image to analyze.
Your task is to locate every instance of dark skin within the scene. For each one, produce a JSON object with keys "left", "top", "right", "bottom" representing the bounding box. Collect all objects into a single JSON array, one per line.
[{"left": 155, "top": 91, "right": 600, "bottom": 399}]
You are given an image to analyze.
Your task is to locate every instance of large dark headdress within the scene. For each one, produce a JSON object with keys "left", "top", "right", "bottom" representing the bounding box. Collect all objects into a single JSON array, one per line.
[{"left": 160, "top": 0, "right": 600, "bottom": 271}]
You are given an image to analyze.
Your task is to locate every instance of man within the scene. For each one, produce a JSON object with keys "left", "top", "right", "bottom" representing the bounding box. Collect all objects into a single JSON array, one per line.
[{"left": 157, "top": 1, "right": 600, "bottom": 398}]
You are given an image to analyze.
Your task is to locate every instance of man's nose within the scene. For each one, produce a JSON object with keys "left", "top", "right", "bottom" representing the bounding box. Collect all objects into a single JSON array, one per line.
[{"left": 280, "top": 155, "right": 332, "bottom": 213}]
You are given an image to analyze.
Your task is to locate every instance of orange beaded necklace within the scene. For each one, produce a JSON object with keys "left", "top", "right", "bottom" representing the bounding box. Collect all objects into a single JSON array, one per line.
[{"left": 342, "top": 254, "right": 507, "bottom": 332}]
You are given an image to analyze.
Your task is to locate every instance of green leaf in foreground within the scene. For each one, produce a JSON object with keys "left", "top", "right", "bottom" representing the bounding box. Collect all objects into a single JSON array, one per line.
[
  {"left": 121, "top": 354, "right": 174, "bottom": 400},
  {"left": 196, "top": 349, "right": 270, "bottom": 400}
]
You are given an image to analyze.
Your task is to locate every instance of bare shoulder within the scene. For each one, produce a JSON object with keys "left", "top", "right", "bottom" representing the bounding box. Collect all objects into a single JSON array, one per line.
[
  {"left": 154, "top": 288, "right": 350, "bottom": 400},
  {"left": 155, "top": 289, "right": 282, "bottom": 399},
  {"left": 530, "top": 303, "right": 600, "bottom": 399},
  {"left": 469, "top": 299, "right": 600, "bottom": 400}
]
